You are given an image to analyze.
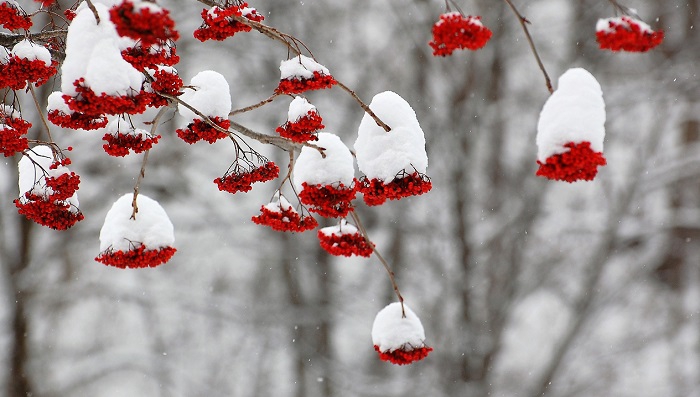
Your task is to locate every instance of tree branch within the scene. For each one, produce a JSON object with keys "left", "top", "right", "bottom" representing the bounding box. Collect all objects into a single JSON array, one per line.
[{"left": 503, "top": 0, "right": 554, "bottom": 94}]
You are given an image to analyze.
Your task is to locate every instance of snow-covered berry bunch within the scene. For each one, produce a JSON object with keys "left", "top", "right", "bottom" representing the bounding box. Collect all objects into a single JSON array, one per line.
[
  {"left": 276, "top": 55, "right": 338, "bottom": 94},
  {"left": 194, "top": 2, "right": 264, "bottom": 42},
  {"left": 176, "top": 71, "right": 232, "bottom": 144},
  {"left": 96, "top": 193, "right": 176, "bottom": 269},
  {"left": 294, "top": 133, "right": 357, "bottom": 218},
  {"left": 596, "top": 16, "right": 664, "bottom": 52},
  {"left": 276, "top": 97, "right": 325, "bottom": 143},
  {"left": 318, "top": 220, "right": 373, "bottom": 257},
  {"left": 1, "top": 39, "right": 57, "bottom": 90},
  {"left": 355, "top": 91, "right": 432, "bottom": 206},
  {"left": 536, "top": 68, "right": 607, "bottom": 183},
  {"left": 429, "top": 12, "right": 492, "bottom": 56},
  {"left": 252, "top": 194, "right": 319, "bottom": 233},
  {"left": 372, "top": 302, "right": 433, "bottom": 365},
  {"left": 14, "top": 146, "right": 84, "bottom": 230}
]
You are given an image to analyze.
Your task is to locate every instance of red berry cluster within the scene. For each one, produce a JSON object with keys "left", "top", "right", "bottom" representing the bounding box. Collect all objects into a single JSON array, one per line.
[
  {"left": 0, "top": 2, "right": 32, "bottom": 31},
  {"left": 1, "top": 57, "right": 57, "bottom": 90},
  {"left": 276, "top": 111, "right": 324, "bottom": 143},
  {"left": 214, "top": 161, "right": 279, "bottom": 194},
  {"left": 48, "top": 108, "right": 109, "bottom": 131},
  {"left": 68, "top": 78, "right": 150, "bottom": 117},
  {"left": 193, "top": 3, "right": 264, "bottom": 42},
  {"left": 95, "top": 245, "right": 177, "bottom": 269},
  {"left": 374, "top": 345, "right": 433, "bottom": 366},
  {"left": 359, "top": 172, "right": 433, "bottom": 206},
  {"left": 318, "top": 229, "right": 373, "bottom": 257},
  {"left": 35, "top": 0, "right": 56, "bottom": 7},
  {"left": 596, "top": 16, "right": 664, "bottom": 52},
  {"left": 144, "top": 68, "right": 183, "bottom": 107},
  {"left": 429, "top": 13, "right": 492, "bottom": 56},
  {"left": 0, "top": 115, "right": 30, "bottom": 157},
  {"left": 275, "top": 71, "right": 338, "bottom": 95},
  {"left": 110, "top": 0, "right": 180, "bottom": 47},
  {"left": 64, "top": 9, "right": 76, "bottom": 21},
  {"left": 14, "top": 166, "right": 84, "bottom": 230},
  {"left": 122, "top": 44, "right": 180, "bottom": 71},
  {"left": 252, "top": 204, "right": 318, "bottom": 233},
  {"left": 536, "top": 141, "right": 607, "bottom": 183},
  {"left": 299, "top": 182, "right": 356, "bottom": 218},
  {"left": 102, "top": 132, "right": 161, "bottom": 157},
  {"left": 176, "top": 117, "right": 231, "bottom": 144}
]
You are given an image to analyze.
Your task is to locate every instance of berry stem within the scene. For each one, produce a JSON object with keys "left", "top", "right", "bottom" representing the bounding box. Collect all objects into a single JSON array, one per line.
[
  {"left": 28, "top": 84, "right": 53, "bottom": 143},
  {"left": 229, "top": 93, "right": 281, "bottom": 116},
  {"left": 335, "top": 80, "right": 391, "bottom": 132},
  {"left": 85, "top": 0, "right": 101, "bottom": 24},
  {"left": 130, "top": 107, "right": 167, "bottom": 220},
  {"left": 503, "top": 0, "right": 553, "bottom": 94},
  {"left": 350, "top": 210, "right": 406, "bottom": 318}
]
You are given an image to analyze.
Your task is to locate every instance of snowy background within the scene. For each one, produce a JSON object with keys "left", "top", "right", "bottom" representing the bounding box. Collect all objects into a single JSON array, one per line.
[{"left": 1, "top": 0, "right": 699, "bottom": 396}]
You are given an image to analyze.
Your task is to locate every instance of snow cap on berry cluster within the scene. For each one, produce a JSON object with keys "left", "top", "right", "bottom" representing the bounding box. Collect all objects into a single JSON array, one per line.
[
  {"left": 293, "top": 132, "right": 355, "bottom": 191},
  {"left": 178, "top": 70, "right": 231, "bottom": 125},
  {"left": 287, "top": 96, "right": 316, "bottom": 122},
  {"left": 99, "top": 193, "right": 174, "bottom": 253},
  {"left": 62, "top": 4, "right": 142, "bottom": 96},
  {"left": 11, "top": 39, "right": 51, "bottom": 66},
  {"left": 354, "top": 91, "right": 428, "bottom": 183},
  {"left": 372, "top": 302, "right": 427, "bottom": 353},
  {"left": 18, "top": 146, "right": 79, "bottom": 208},
  {"left": 536, "top": 68, "right": 605, "bottom": 162},
  {"left": 279, "top": 54, "right": 330, "bottom": 81}
]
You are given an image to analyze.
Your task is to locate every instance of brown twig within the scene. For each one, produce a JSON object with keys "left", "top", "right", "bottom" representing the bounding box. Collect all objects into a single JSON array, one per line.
[
  {"left": 193, "top": 0, "right": 391, "bottom": 131},
  {"left": 350, "top": 210, "right": 406, "bottom": 317},
  {"left": 85, "top": 0, "right": 101, "bottom": 24},
  {"left": 503, "top": 0, "right": 554, "bottom": 94},
  {"left": 28, "top": 84, "right": 53, "bottom": 143},
  {"left": 229, "top": 93, "right": 281, "bottom": 116},
  {"left": 335, "top": 81, "right": 391, "bottom": 132},
  {"left": 130, "top": 107, "right": 167, "bottom": 220}
]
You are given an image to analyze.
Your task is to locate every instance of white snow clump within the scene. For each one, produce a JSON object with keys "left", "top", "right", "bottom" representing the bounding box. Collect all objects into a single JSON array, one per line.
[
  {"left": 11, "top": 39, "right": 51, "bottom": 65},
  {"left": 371, "top": 302, "right": 427, "bottom": 352},
  {"left": 293, "top": 132, "right": 355, "bottom": 191},
  {"left": 354, "top": 91, "right": 428, "bottom": 182},
  {"left": 99, "top": 193, "right": 175, "bottom": 252},
  {"left": 287, "top": 96, "right": 316, "bottom": 122},
  {"left": 279, "top": 55, "right": 330, "bottom": 80},
  {"left": 17, "top": 146, "right": 79, "bottom": 209},
  {"left": 536, "top": 67, "right": 606, "bottom": 162},
  {"left": 178, "top": 70, "right": 231, "bottom": 125}
]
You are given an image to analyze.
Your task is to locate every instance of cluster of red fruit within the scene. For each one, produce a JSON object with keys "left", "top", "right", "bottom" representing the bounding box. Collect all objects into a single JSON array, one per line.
[
  {"left": 359, "top": 172, "right": 433, "bottom": 206},
  {"left": 193, "top": 3, "right": 264, "bottom": 42},
  {"left": 276, "top": 71, "right": 337, "bottom": 95},
  {"left": 214, "top": 161, "right": 280, "bottom": 194},
  {"left": 0, "top": 115, "right": 31, "bottom": 157},
  {"left": 95, "top": 245, "right": 177, "bottom": 269},
  {"left": 14, "top": 160, "right": 84, "bottom": 231},
  {"left": 275, "top": 110, "right": 324, "bottom": 143},
  {"left": 373, "top": 345, "right": 434, "bottom": 366},
  {"left": 176, "top": 117, "right": 231, "bottom": 144}
]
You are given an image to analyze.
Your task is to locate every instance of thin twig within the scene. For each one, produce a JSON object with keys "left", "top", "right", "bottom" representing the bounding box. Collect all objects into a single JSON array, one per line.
[
  {"left": 230, "top": 93, "right": 281, "bottom": 116},
  {"left": 193, "top": 0, "right": 391, "bottom": 131},
  {"left": 130, "top": 107, "right": 167, "bottom": 219},
  {"left": 85, "top": 0, "right": 101, "bottom": 24},
  {"left": 335, "top": 81, "right": 391, "bottom": 132},
  {"left": 503, "top": 0, "right": 554, "bottom": 94},
  {"left": 350, "top": 210, "right": 406, "bottom": 317},
  {"left": 28, "top": 84, "right": 53, "bottom": 143}
]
